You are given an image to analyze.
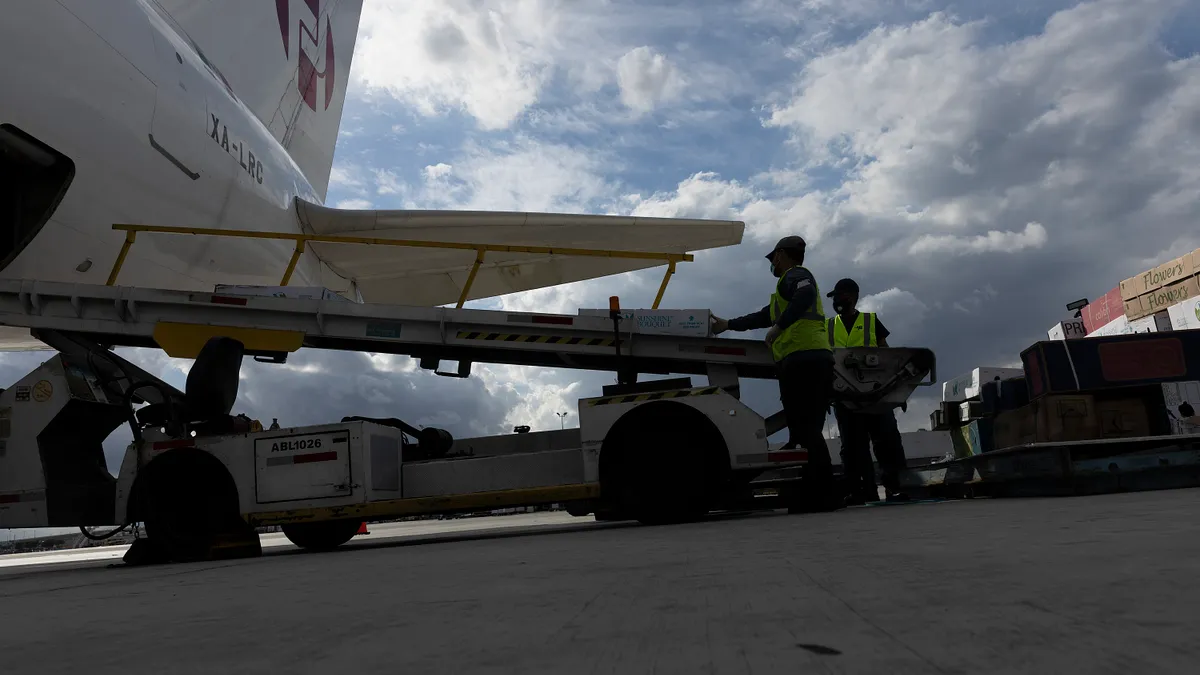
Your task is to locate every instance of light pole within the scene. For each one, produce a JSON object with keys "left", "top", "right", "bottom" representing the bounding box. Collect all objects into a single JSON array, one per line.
[{"left": 556, "top": 412, "right": 569, "bottom": 430}]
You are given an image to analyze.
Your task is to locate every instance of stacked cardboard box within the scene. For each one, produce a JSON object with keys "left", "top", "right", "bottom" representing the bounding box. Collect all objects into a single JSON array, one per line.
[
  {"left": 1081, "top": 287, "right": 1123, "bottom": 334},
  {"left": 941, "top": 367, "right": 1024, "bottom": 404},
  {"left": 1168, "top": 296, "right": 1200, "bottom": 331},
  {"left": 1121, "top": 248, "right": 1200, "bottom": 322},
  {"left": 991, "top": 393, "right": 1152, "bottom": 449},
  {"left": 934, "top": 367, "right": 1026, "bottom": 458},
  {"left": 1161, "top": 382, "right": 1200, "bottom": 435},
  {"left": 1047, "top": 319, "right": 1087, "bottom": 341}
]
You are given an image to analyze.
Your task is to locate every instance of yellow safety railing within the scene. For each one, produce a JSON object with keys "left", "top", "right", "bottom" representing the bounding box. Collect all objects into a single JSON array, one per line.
[{"left": 107, "top": 224, "right": 691, "bottom": 309}]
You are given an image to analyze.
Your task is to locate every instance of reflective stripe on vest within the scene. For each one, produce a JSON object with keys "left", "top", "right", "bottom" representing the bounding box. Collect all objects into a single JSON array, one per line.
[
  {"left": 826, "top": 312, "right": 876, "bottom": 347},
  {"left": 767, "top": 267, "right": 831, "bottom": 361}
]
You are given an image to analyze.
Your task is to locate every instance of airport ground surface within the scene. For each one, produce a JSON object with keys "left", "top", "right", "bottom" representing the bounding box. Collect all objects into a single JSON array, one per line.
[{"left": 2, "top": 490, "right": 1198, "bottom": 674}]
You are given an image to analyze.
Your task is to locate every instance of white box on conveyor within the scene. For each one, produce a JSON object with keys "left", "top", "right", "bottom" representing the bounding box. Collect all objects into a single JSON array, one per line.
[
  {"left": 941, "top": 367, "right": 1024, "bottom": 403},
  {"left": 578, "top": 309, "right": 711, "bottom": 337},
  {"left": 214, "top": 284, "right": 353, "bottom": 302},
  {"left": 1168, "top": 296, "right": 1200, "bottom": 331}
]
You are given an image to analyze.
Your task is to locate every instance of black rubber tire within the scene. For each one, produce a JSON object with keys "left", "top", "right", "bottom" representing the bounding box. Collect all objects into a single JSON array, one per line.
[
  {"left": 626, "top": 428, "right": 713, "bottom": 526},
  {"left": 281, "top": 519, "right": 362, "bottom": 552},
  {"left": 565, "top": 503, "right": 592, "bottom": 517},
  {"left": 142, "top": 475, "right": 240, "bottom": 563}
]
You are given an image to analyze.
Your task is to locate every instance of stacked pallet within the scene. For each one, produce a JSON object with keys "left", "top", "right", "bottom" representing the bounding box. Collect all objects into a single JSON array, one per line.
[
  {"left": 931, "top": 333, "right": 1200, "bottom": 456},
  {"left": 931, "top": 367, "right": 1025, "bottom": 459}
]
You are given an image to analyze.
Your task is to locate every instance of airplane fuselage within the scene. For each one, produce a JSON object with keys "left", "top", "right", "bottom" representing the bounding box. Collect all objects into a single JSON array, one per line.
[
  {"left": 0, "top": 0, "right": 747, "bottom": 350},
  {"left": 0, "top": 0, "right": 339, "bottom": 322}
]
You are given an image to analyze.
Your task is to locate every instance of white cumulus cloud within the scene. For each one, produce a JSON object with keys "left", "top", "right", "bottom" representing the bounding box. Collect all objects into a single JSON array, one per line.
[
  {"left": 616, "top": 46, "right": 685, "bottom": 114},
  {"left": 908, "top": 222, "right": 1049, "bottom": 256}
]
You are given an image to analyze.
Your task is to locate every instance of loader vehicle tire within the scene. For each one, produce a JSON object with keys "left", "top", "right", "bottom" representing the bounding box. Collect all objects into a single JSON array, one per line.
[
  {"left": 599, "top": 400, "right": 729, "bottom": 526},
  {"left": 282, "top": 519, "right": 362, "bottom": 552},
  {"left": 139, "top": 449, "right": 248, "bottom": 563}
]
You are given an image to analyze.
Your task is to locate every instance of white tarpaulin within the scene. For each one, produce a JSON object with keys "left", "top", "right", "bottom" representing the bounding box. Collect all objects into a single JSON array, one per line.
[{"left": 295, "top": 200, "right": 745, "bottom": 306}]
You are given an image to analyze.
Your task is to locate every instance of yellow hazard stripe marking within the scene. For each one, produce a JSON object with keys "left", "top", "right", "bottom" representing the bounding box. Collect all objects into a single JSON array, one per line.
[
  {"left": 455, "top": 330, "right": 615, "bottom": 347},
  {"left": 586, "top": 386, "right": 723, "bottom": 407},
  {"left": 246, "top": 483, "right": 601, "bottom": 527}
]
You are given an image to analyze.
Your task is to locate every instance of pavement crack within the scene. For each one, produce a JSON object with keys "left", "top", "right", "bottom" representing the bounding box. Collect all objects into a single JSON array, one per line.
[{"left": 552, "top": 587, "right": 606, "bottom": 643}]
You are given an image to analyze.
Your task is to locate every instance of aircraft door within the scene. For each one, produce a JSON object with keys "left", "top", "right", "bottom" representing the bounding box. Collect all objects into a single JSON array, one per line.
[{"left": 145, "top": 13, "right": 216, "bottom": 184}]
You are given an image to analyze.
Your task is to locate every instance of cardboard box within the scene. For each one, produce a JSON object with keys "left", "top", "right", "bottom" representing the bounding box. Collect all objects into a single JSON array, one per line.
[
  {"left": 992, "top": 394, "right": 1147, "bottom": 444},
  {"left": 980, "top": 377, "right": 1030, "bottom": 415},
  {"left": 1161, "top": 381, "right": 1200, "bottom": 435},
  {"left": 1154, "top": 311, "right": 1175, "bottom": 332},
  {"left": 1125, "top": 275, "right": 1200, "bottom": 321},
  {"left": 213, "top": 284, "right": 352, "bottom": 302},
  {"left": 1087, "top": 314, "right": 1129, "bottom": 337},
  {"left": 1121, "top": 249, "right": 1199, "bottom": 300},
  {"left": 1081, "top": 287, "right": 1122, "bottom": 334},
  {"left": 1127, "top": 314, "right": 1159, "bottom": 333},
  {"left": 1168, "top": 296, "right": 1200, "bottom": 331},
  {"left": 1095, "top": 398, "right": 1151, "bottom": 439},
  {"left": 942, "top": 367, "right": 1024, "bottom": 403},
  {"left": 578, "top": 308, "right": 711, "bottom": 337},
  {"left": 950, "top": 419, "right": 994, "bottom": 458},
  {"left": 992, "top": 394, "right": 1098, "bottom": 449},
  {"left": 1048, "top": 319, "right": 1087, "bottom": 341}
]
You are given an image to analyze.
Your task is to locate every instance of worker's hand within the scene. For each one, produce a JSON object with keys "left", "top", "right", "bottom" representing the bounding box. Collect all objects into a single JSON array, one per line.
[
  {"left": 711, "top": 316, "right": 729, "bottom": 335},
  {"left": 765, "top": 324, "right": 782, "bottom": 347}
]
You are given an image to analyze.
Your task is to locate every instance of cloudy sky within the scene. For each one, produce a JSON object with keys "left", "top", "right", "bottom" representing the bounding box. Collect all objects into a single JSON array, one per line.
[
  {"left": 318, "top": 0, "right": 1200, "bottom": 437},
  {"left": 5, "top": 0, "right": 1200, "bottom": 539}
]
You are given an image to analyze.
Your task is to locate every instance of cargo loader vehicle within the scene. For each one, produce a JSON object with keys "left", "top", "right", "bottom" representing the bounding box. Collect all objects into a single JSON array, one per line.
[{"left": 0, "top": 280, "right": 935, "bottom": 563}]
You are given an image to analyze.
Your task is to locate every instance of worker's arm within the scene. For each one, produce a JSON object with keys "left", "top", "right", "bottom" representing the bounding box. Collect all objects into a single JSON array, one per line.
[
  {"left": 875, "top": 317, "right": 891, "bottom": 347},
  {"left": 723, "top": 305, "right": 773, "bottom": 332},
  {"left": 773, "top": 268, "right": 817, "bottom": 330}
]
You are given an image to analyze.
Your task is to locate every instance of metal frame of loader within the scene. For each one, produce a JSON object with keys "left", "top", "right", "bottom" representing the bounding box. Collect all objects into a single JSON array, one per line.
[{"left": 0, "top": 280, "right": 936, "bottom": 563}]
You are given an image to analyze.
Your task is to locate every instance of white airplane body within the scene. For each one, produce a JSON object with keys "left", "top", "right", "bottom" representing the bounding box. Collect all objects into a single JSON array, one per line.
[{"left": 0, "top": 0, "right": 744, "bottom": 351}]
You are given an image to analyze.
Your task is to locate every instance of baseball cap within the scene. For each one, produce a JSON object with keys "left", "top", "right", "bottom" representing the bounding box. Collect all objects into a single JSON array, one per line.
[
  {"left": 765, "top": 235, "right": 806, "bottom": 260},
  {"left": 826, "top": 278, "right": 859, "bottom": 298}
]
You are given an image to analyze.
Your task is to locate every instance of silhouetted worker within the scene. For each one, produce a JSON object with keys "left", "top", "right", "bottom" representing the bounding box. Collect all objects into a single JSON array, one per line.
[
  {"left": 712, "top": 236, "right": 842, "bottom": 513},
  {"left": 826, "top": 278, "right": 909, "bottom": 503}
]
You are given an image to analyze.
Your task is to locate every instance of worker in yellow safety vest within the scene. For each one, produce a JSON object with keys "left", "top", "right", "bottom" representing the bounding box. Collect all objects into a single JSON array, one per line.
[
  {"left": 826, "top": 278, "right": 909, "bottom": 504},
  {"left": 712, "top": 236, "right": 843, "bottom": 513}
]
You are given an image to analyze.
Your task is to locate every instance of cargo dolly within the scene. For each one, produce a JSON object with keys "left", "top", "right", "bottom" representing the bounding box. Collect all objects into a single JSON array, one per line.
[{"left": 0, "top": 279, "right": 935, "bottom": 563}]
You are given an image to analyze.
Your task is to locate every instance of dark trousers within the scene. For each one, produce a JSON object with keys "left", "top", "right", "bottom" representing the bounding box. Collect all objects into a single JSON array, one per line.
[
  {"left": 834, "top": 406, "right": 907, "bottom": 498},
  {"left": 777, "top": 353, "right": 835, "bottom": 499}
]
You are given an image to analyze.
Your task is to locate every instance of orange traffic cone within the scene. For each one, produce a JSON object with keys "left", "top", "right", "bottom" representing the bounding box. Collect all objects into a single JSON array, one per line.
[{"left": 356, "top": 522, "right": 369, "bottom": 536}]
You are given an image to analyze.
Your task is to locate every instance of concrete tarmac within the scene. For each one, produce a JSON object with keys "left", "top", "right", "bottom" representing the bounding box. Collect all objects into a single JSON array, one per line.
[
  {"left": 0, "top": 512, "right": 587, "bottom": 572},
  {"left": 2, "top": 490, "right": 1199, "bottom": 674}
]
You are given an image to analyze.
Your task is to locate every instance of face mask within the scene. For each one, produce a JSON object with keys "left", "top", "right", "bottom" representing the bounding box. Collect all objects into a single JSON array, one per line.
[
  {"left": 770, "top": 263, "right": 781, "bottom": 278},
  {"left": 833, "top": 301, "right": 847, "bottom": 314}
]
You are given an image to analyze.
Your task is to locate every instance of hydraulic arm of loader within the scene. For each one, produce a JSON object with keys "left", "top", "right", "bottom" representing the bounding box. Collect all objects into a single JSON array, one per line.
[{"left": 751, "top": 347, "right": 936, "bottom": 437}]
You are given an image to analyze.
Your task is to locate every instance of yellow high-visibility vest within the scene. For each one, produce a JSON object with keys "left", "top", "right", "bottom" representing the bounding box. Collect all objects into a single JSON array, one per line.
[
  {"left": 827, "top": 312, "right": 877, "bottom": 347},
  {"left": 768, "top": 266, "right": 831, "bottom": 361}
]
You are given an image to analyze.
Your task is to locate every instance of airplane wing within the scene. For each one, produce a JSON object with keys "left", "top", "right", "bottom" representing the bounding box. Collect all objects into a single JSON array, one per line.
[{"left": 294, "top": 200, "right": 745, "bottom": 306}]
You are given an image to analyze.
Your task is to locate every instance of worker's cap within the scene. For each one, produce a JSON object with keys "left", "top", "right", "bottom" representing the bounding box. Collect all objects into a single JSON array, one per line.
[
  {"left": 826, "top": 278, "right": 859, "bottom": 298},
  {"left": 765, "top": 235, "right": 806, "bottom": 260}
]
